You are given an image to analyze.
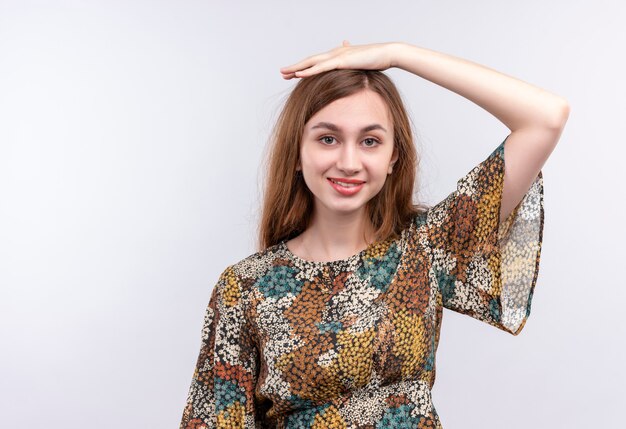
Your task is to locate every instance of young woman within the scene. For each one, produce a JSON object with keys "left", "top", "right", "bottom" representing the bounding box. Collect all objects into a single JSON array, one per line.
[{"left": 180, "top": 41, "right": 569, "bottom": 428}]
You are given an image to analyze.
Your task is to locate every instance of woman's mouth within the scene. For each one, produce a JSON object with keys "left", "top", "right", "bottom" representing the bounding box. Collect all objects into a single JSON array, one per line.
[{"left": 327, "top": 178, "right": 365, "bottom": 195}]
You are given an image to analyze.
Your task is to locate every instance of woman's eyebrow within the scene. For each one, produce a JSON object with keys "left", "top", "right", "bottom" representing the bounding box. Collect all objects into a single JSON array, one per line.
[{"left": 310, "top": 122, "right": 388, "bottom": 133}]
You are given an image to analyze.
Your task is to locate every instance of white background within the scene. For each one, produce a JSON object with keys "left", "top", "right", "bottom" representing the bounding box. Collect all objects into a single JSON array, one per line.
[{"left": 1, "top": 1, "right": 624, "bottom": 427}]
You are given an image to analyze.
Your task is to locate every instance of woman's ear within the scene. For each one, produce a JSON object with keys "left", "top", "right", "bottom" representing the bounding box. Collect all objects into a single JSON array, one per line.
[{"left": 388, "top": 148, "right": 399, "bottom": 174}]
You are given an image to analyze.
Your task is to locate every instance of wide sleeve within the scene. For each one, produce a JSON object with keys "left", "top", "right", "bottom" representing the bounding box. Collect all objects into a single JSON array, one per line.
[
  {"left": 180, "top": 265, "right": 262, "bottom": 428},
  {"left": 427, "top": 136, "right": 544, "bottom": 335}
]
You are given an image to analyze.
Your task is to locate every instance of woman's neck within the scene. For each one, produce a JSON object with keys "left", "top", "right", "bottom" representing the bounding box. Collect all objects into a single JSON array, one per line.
[{"left": 288, "top": 207, "right": 376, "bottom": 262}]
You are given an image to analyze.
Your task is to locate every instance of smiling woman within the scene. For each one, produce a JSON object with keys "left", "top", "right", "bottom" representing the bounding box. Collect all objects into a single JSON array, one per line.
[
  {"left": 179, "top": 41, "right": 568, "bottom": 428},
  {"left": 261, "top": 68, "right": 425, "bottom": 262}
]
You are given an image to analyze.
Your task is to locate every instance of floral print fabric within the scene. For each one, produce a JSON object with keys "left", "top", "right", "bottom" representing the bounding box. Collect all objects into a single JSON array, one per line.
[{"left": 180, "top": 137, "right": 544, "bottom": 428}]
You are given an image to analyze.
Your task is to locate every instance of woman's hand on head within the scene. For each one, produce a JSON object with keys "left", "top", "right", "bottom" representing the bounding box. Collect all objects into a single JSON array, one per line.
[{"left": 280, "top": 41, "right": 402, "bottom": 79}]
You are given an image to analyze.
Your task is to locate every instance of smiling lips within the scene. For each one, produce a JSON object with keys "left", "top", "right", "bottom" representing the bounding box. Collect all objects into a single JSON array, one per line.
[{"left": 327, "top": 177, "right": 365, "bottom": 195}]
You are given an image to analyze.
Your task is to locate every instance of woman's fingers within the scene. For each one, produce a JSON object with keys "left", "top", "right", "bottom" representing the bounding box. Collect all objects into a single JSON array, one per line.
[
  {"left": 280, "top": 43, "right": 347, "bottom": 78},
  {"left": 283, "top": 59, "right": 339, "bottom": 79},
  {"left": 281, "top": 72, "right": 297, "bottom": 80},
  {"left": 281, "top": 50, "right": 335, "bottom": 74},
  {"left": 294, "top": 60, "right": 337, "bottom": 78},
  {"left": 281, "top": 51, "right": 330, "bottom": 71}
]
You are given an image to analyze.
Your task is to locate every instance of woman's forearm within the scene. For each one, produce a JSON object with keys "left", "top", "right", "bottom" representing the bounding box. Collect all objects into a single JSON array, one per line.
[{"left": 390, "top": 43, "right": 570, "bottom": 132}]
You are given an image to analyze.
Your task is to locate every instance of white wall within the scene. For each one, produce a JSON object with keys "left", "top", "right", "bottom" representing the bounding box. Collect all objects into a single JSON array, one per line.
[{"left": 1, "top": 1, "right": 623, "bottom": 427}]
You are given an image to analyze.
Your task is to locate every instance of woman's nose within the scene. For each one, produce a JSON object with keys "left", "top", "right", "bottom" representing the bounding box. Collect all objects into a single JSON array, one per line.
[{"left": 336, "top": 143, "right": 362, "bottom": 174}]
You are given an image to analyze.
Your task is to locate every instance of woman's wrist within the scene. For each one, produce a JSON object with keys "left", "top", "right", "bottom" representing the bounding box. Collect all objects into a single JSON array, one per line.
[{"left": 387, "top": 42, "right": 416, "bottom": 70}]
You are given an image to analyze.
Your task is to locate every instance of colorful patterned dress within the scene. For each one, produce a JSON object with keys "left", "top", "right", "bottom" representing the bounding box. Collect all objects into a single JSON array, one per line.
[{"left": 180, "top": 137, "right": 544, "bottom": 428}]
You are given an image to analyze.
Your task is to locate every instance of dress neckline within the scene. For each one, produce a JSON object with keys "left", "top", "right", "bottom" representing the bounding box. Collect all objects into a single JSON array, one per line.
[{"left": 279, "top": 239, "right": 373, "bottom": 267}]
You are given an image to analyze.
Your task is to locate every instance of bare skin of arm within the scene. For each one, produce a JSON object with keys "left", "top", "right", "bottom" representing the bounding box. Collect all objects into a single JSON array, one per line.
[{"left": 280, "top": 41, "right": 570, "bottom": 223}]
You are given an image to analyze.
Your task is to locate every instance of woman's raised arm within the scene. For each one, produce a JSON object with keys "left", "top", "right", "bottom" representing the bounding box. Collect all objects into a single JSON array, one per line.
[{"left": 281, "top": 41, "right": 570, "bottom": 222}]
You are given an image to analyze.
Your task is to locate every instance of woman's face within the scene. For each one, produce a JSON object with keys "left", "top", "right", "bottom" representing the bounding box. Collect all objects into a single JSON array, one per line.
[{"left": 297, "top": 89, "right": 398, "bottom": 219}]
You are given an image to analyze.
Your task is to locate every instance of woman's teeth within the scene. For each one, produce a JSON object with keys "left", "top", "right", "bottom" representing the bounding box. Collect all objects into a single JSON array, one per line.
[{"left": 330, "top": 179, "right": 361, "bottom": 187}]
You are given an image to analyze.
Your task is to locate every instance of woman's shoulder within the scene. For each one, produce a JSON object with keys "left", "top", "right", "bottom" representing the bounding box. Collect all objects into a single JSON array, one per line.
[
  {"left": 226, "top": 241, "right": 286, "bottom": 282},
  {"left": 406, "top": 205, "right": 432, "bottom": 233}
]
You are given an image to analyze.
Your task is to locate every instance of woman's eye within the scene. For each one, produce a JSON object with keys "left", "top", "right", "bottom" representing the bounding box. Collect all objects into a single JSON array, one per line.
[
  {"left": 363, "top": 138, "right": 380, "bottom": 147},
  {"left": 320, "top": 136, "right": 336, "bottom": 145}
]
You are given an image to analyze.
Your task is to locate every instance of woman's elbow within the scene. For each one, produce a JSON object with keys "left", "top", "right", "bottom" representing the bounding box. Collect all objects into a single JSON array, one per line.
[{"left": 548, "top": 97, "right": 571, "bottom": 131}]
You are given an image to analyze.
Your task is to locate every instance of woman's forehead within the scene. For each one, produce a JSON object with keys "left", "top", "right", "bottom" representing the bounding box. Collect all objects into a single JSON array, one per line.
[{"left": 305, "top": 90, "right": 392, "bottom": 131}]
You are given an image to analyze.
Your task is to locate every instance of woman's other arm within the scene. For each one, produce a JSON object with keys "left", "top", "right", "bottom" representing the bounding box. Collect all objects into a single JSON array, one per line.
[{"left": 281, "top": 41, "right": 570, "bottom": 222}]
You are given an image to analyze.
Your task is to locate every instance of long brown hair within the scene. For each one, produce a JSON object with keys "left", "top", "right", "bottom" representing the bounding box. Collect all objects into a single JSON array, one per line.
[{"left": 258, "top": 69, "right": 429, "bottom": 251}]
